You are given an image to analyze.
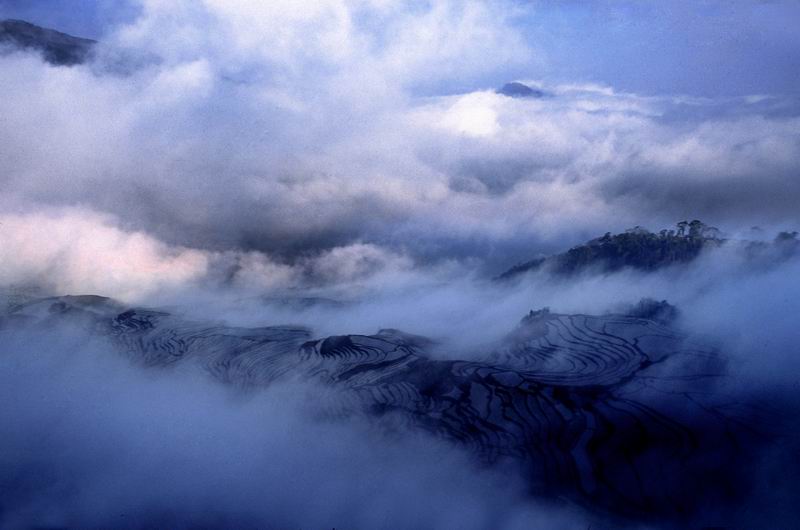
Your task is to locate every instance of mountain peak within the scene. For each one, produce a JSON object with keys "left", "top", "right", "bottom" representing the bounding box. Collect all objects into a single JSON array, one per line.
[
  {"left": 496, "top": 81, "right": 545, "bottom": 98},
  {"left": 0, "top": 18, "right": 95, "bottom": 66},
  {"left": 498, "top": 221, "right": 724, "bottom": 280}
]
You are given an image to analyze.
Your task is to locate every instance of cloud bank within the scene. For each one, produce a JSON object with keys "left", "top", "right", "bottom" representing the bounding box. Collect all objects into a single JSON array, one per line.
[{"left": 0, "top": 0, "right": 798, "bottom": 277}]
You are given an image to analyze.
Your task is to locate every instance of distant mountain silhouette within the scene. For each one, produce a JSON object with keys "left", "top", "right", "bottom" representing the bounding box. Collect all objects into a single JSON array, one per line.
[
  {"left": 496, "top": 81, "right": 545, "bottom": 98},
  {"left": 0, "top": 19, "right": 95, "bottom": 65},
  {"left": 498, "top": 220, "right": 724, "bottom": 280},
  {"left": 499, "top": 220, "right": 726, "bottom": 279},
  {"left": 499, "top": 221, "right": 799, "bottom": 280}
]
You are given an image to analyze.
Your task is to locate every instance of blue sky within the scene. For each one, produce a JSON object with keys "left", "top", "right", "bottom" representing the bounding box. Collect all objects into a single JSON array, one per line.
[
  {"left": 2, "top": 0, "right": 799, "bottom": 97},
  {"left": 524, "top": 1, "right": 800, "bottom": 97}
]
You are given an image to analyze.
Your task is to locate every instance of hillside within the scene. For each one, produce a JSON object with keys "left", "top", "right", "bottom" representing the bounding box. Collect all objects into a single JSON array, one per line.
[
  {"left": 0, "top": 19, "right": 95, "bottom": 65},
  {"left": 499, "top": 220, "right": 726, "bottom": 279},
  {"left": 0, "top": 293, "right": 765, "bottom": 519}
]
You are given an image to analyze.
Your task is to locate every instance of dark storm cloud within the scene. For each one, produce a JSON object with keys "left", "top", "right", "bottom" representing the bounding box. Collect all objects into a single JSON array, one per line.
[{"left": 601, "top": 166, "right": 800, "bottom": 227}]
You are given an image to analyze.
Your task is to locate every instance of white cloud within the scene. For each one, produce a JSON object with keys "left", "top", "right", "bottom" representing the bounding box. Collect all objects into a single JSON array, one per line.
[
  {"left": 0, "top": 209, "right": 208, "bottom": 300},
  {"left": 0, "top": 0, "right": 798, "bottom": 289}
]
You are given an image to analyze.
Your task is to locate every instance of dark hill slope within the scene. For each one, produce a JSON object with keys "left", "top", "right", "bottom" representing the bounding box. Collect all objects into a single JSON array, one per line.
[
  {"left": 0, "top": 294, "right": 772, "bottom": 522},
  {"left": 496, "top": 81, "right": 545, "bottom": 98},
  {"left": 0, "top": 19, "right": 95, "bottom": 65},
  {"left": 499, "top": 220, "right": 726, "bottom": 279}
]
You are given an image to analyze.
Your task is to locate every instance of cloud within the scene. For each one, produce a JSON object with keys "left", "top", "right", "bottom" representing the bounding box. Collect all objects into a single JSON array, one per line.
[
  {"left": 0, "top": 1, "right": 798, "bottom": 269},
  {"left": 0, "top": 209, "right": 209, "bottom": 300},
  {"left": 1, "top": 2, "right": 799, "bottom": 528},
  {"left": 0, "top": 208, "right": 431, "bottom": 304},
  {"left": 1, "top": 0, "right": 799, "bottom": 311}
]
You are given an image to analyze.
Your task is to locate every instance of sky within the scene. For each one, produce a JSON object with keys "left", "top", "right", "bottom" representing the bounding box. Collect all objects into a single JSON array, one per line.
[{"left": 2, "top": 0, "right": 799, "bottom": 96}]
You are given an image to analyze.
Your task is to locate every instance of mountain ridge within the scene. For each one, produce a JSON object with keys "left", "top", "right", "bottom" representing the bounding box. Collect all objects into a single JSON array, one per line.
[
  {"left": 498, "top": 220, "right": 798, "bottom": 280},
  {"left": 0, "top": 18, "right": 95, "bottom": 65}
]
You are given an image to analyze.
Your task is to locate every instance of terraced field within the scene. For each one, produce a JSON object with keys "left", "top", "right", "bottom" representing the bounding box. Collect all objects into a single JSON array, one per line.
[{"left": 2, "top": 295, "right": 763, "bottom": 521}]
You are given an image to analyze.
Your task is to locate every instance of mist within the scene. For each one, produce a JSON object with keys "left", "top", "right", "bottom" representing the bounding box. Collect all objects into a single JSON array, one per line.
[
  {"left": 1, "top": 322, "right": 606, "bottom": 529},
  {"left": 3, "top": 232, "right": 799, "bottom": 528},
  {"left": 1, "top": 1, "right": 799, "bottom": 528}
]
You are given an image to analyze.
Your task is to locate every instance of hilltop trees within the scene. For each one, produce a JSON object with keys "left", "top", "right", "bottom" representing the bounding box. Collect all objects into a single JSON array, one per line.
[{"left": 499, "top": 220, "right": 725, "bottom": 279}]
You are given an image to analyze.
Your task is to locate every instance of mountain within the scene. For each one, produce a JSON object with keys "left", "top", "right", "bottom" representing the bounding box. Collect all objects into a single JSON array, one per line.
[
  {"left": 1, "top": 293, "right": 766, "bottom": 520},
  {"left": 499, "top": 220, "right": 730, "bottom": 280},
  {"left": 500, "top": 221, "right": 800, "bottom": 280},
  {"left": 0, "top": 19, "right": 95, "bottom": 65},
  {"left": 496, "top": 81, "right": 545, "bottom": 98}
]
